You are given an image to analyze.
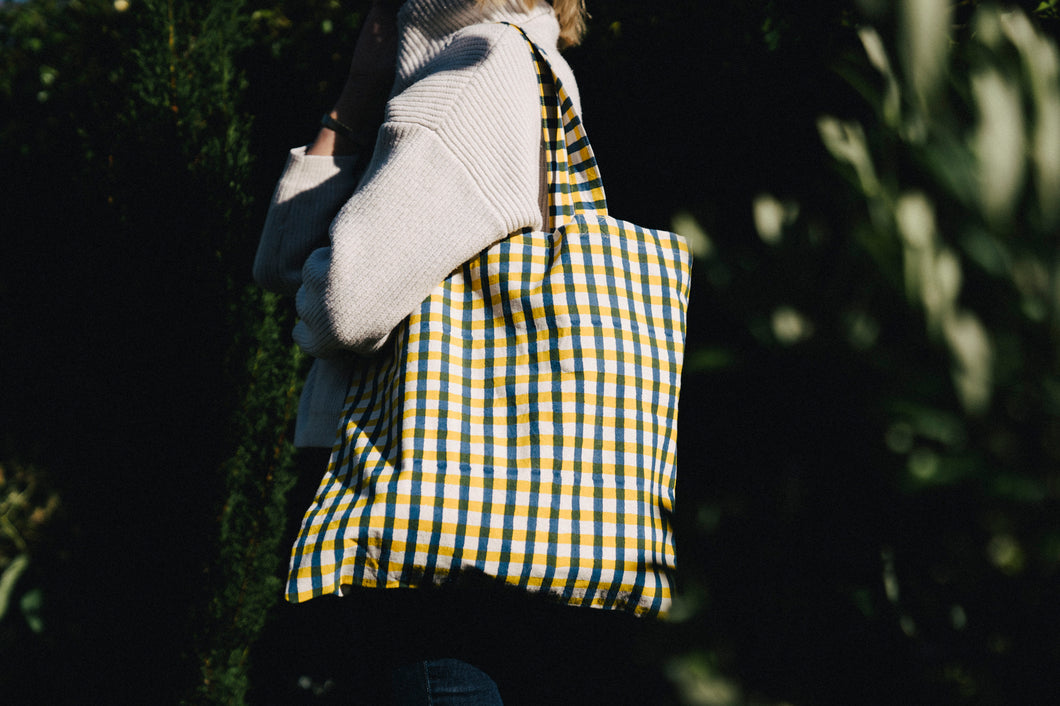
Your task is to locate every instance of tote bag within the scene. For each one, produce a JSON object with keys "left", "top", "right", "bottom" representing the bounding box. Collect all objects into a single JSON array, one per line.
[{"left": 287, "top": 26, "right": 692, "bottom": 617}]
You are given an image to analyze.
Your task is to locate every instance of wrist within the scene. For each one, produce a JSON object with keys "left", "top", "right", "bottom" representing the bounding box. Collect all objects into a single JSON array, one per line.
[{"left": 320, "top": 113, "right": 376, "bottom": 150}]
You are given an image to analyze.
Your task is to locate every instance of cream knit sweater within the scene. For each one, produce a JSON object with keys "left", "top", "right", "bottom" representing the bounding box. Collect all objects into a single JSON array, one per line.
[{"left": 254, "top": 0, "right": 581, "bottom": 447}]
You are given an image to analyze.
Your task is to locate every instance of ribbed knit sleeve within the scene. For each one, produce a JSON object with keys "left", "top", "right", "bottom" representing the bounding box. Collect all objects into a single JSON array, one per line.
[
  {"left": 292, "top": 25, "right": 546, "bottom": 358},
  {"left": 253, "top": 147, "right": 364, "bottom": 295}
]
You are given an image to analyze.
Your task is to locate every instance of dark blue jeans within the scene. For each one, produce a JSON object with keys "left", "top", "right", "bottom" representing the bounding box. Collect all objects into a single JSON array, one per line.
[{"left": 392, "top": 657, "right": 503, "bottom": 705}]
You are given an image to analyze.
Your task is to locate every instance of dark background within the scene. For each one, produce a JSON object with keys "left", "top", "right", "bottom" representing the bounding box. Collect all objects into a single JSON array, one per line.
[{"left": 2, "top": 0, "right": 1060, "bottom": 703}]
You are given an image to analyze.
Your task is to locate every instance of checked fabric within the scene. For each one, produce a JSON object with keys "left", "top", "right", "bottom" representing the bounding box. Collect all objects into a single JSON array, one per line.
[{"left": 286, "top": 26, "right": 692, "bottom": 617}]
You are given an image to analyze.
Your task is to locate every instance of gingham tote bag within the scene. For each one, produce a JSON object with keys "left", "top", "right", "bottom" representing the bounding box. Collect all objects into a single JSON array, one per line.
[{"left": 287, "top": 26, "right": 692, "bottom": 617}]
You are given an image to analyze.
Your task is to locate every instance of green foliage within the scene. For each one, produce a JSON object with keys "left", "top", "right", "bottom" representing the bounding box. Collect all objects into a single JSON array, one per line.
[
  {"left": 198, "top": 290, "right": 304, "bottom": 704},
  {"left": 123, "top": 0, "right": 254, "bottom": 234},
  {"left": 667, "top": 3, "right": 1060, "bottom": 703},
  {"left": 4, "top": 0, "right": 1060, "bottom": 703},
  {"left": 0, "top": 458, "right": 69, "bottom": 701},
  {"left": 1, "top": 0, "right": 311, "bottom": 700},
  {"left": 113, "top": 1, "right": 308, "bottom": 702},
  {"left": 820, "top": 2, "right": 1060, "bottom": 421},
  {"left": 817, "top": 0, "right": 1060, "bottom": 506},
  {"left": 1036, "top": 0, "right": 1060, "bottom": 19},
  {"left": 0, "top": 461, "right": 61, "bottom": 631}
]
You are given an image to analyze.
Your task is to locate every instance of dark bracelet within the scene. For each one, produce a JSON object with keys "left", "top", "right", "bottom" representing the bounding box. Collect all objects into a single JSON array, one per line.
[{"left": 321, "top": 113, "right": 374, "bottom": 148}]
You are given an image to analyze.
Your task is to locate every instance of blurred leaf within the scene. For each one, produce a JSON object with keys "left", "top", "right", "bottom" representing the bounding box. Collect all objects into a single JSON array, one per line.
[
  {"left": 0, "top": 553, "right": 29, "bottom": 622},
  {"left": 665, "top": 652, "right": 743, "bottom": 706},
  {"left": 685, "top": 347, "right": 739, "bottom": 372},
  {"left": 20, "top": 587, "right": 44, "bottom": 634},
  {"left": 899, "top": 0, "right": 953, "bottom": 112}
]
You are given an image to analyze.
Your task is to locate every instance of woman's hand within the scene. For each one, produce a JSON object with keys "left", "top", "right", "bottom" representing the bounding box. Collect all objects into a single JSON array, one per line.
[{"left": 309, "top": 0, "right": 403, "bottom": 156}]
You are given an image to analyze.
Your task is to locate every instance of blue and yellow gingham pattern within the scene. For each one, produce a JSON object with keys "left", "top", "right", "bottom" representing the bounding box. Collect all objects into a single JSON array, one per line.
[{"left": 287, "top": 27, "right": 692, "bottom": 617}]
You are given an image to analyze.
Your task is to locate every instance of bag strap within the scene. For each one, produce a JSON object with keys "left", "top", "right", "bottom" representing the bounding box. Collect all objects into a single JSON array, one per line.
[{"left": 503, "top": 23, "right": 608, "bottom": 229}]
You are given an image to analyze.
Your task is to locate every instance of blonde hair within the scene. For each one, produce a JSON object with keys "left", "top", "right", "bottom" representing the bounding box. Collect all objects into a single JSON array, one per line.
[{"left": 479, "top": 0, "right": 588, "bottom": 49}]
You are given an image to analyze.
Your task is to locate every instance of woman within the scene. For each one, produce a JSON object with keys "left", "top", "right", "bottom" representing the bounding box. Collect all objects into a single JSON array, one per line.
[
  {"left": 255, "top": 1, "right": 672, "bottom": 702},
  {"left": 254, "top": 0, "right": 585, "bottom": 445}
]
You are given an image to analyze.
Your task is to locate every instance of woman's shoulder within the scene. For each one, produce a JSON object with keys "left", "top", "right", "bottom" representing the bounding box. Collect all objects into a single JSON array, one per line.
[
  {"left": 387, "top": 23, "right": 541, "bottom": 128},
  {"left": 425, "top": 21, "right": 539, "bottom": 85},
  {"left": 446, "top": 21, "right": 581, "bottom": 115},
  {"left": 450, "top": 18, "right": 533, "bottom": 48}
]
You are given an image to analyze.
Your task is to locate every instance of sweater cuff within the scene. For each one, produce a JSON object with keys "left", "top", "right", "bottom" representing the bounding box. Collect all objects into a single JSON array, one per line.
[
  {"left": 253, "top": 147, "right": 367, "bottom": 293},
  {"left": 272, "top": 146, "right": 363, "bottom": 203}
]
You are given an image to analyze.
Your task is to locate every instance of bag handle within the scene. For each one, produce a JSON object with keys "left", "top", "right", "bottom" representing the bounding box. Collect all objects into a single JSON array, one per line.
[{"left": 503, "top": 23, "right": 608, "bottom": 228}]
